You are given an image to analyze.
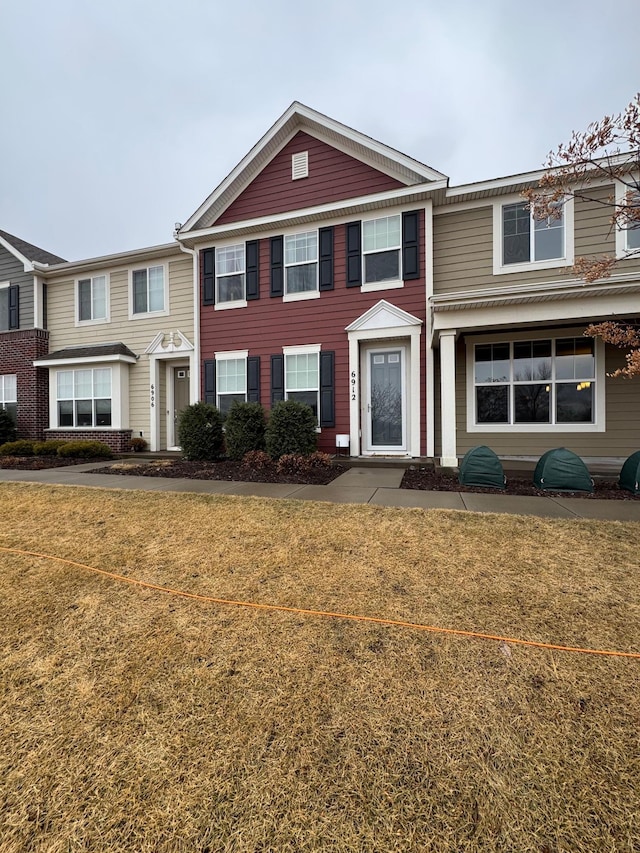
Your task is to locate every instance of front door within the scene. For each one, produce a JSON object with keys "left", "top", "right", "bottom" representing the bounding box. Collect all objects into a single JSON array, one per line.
[
  {"left": 171, "top": 366, "right": 190, "bottom": 448},
  {"left": 364, "top": 347, "right": 406, "bottom": 452}
]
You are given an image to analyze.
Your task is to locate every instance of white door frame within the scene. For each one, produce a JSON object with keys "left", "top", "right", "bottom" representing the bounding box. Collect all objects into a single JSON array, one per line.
[
  {"left": 166, "top": 361, "right": 190, "bottom": 450},
  {"left": 362, "top": 344, "right": 408, "bottom": 453},
  {"left": 145, "top": 330, "right": 195, "bottom": 451}
]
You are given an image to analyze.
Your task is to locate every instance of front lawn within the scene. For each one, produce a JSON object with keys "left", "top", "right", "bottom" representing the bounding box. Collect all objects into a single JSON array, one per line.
[{"left": 1, "top": 483, "right": 639, "bottom": 852}]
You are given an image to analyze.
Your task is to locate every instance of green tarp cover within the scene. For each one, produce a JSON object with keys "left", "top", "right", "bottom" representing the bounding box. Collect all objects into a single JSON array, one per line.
[
  {"left": 533, "top": 448, "right": 593, "bottom": 492},
  {"left": 619, "top": 450, "right": 640, "bottom": 494},
  {"left": 459, "top": 446, "right": 505, "bottom": 489}
]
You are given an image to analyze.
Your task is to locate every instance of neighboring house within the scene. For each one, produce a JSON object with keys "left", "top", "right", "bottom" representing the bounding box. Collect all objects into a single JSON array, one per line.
[
  {"left": 177, "top": 102, "right": 640, "bottom": 463},
  {"left": 32, "top": 242, "right": 196, "bottom": 452},
  {"left": 0, "top": 230, "right": 66, "bottom": 439},
  {"left": 8, "top": 102, "right": 640, "bottom": 462}
]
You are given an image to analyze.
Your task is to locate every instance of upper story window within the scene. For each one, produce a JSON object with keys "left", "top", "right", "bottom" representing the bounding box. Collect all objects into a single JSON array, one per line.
[
  {"left": 0, "top": 283, "right": 19, "bottom": 331},
  {"left": 0, "top": 374, "right": 17, "bottom": 423},
  {"left": 467, "top": 334, "right": 603, "bottom": 433},
  {"left": 56, "top": 368, "right": 112, "bottom": 428},
  {"left": 285, "top": 231, "right": 318, "bottom": 297},
  {"left": 615, "top": 180, "right": 640, "bottom": 257},
  {"left": 216, "top": 244, "right": 245, "bottom": 303},
  {"left": 363, "top": 215, "right": 401, "bottom": 283},
  {"left": 132, "top": 265, "right": 165, "bottom": 314},
  {"left": 77, "top": 275, "right": 107, "bottom": 323},
  {"left": 493, "top": 196, "right": 574, "bottom": 275}
]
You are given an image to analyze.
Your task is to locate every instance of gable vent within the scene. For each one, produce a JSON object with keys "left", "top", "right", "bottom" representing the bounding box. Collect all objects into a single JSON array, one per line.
[{"left": 292, "top": 151, "right": 309, "bottom": 180}]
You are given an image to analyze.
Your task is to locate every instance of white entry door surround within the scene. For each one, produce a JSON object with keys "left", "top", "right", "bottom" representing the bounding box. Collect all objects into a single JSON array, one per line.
[
  {"left": 346, "top": 300, "right": 422, "bottom": 457},
  {"left": 145, "top": 329, "right": 195, "bottom": 451}
]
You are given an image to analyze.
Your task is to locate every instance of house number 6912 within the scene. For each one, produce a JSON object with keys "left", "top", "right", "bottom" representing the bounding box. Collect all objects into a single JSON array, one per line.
[{"left": 351, "top": 371, "right": 356, "bottom": 401}]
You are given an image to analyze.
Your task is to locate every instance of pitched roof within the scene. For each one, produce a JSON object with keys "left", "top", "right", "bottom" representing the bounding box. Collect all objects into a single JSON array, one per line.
[
  {"left": 0, "top": 229, "right": 66, "bottom": 265},
  {"left": 41, "top": 342, "right": 137, "bottom": 361}
]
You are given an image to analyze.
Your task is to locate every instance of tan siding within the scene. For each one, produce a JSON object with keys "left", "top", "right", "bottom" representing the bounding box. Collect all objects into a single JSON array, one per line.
[{"left": 46, "top": 254, "right": 194, "bottom": 447}]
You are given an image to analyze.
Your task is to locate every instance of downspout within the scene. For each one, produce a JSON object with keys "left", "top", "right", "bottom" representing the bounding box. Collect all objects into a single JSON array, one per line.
[{"left": 176, "top": 234, "right": 199, "bottom": 405}]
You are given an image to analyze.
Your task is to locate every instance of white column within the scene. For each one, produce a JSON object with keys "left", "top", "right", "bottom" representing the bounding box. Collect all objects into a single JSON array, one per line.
[{"left": 439, "top": 329, "right": 458, "bottom": 467}]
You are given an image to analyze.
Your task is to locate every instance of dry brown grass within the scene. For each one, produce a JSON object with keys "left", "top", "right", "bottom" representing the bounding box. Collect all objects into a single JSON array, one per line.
[{"left": 1, "top": 481, "right": 639, "bottom": 852}]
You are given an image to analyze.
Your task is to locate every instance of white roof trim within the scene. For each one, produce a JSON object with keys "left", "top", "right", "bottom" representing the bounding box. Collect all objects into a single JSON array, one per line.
[
  {"left": 34, "top": 353, "right": 137, "bottom": 367},
  {"left": 0, "top": 234, "right": 34, "bottom": 273},
  {"left": 345, "top": 299, "right": 423, "bottom": 332},
  {"left": 33, "top": 242, "right": 182, "bottom": 277},
  {"left": 180, "top": 102, "right": 447, "bottom": 234}
]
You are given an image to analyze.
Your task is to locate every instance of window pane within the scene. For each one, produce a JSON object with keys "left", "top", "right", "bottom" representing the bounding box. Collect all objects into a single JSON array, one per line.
[
  {"left": 95, "top": 399, "right": 112, "bottom": 426},
  {"left": 364, "top": 250, "right": 400, "bottom": 283},
  {"left": 556, "top": 383, "right": 593, "bottom": 423},
  {"left": 628, "top": 224, "right": 640, "bottom": 249},
  {"left": 217, "top": 245, "right": 244, "bottom": 275},
  {"left": 514, "top": 384, "right": 550, "bottom": 423},
  {"left": 93, "top": 368, "right": 111, "bottom": 397},
  {"left": 57, "top": 371, "right": 74, "bottom": 399},
  {"left": 286, "top": 353, "right": 318, "bottom": 391},
  {"left": 0, "top": 289, "right": 8, "bottom": 332},
  {"left": 513, "top": 340, "right": 551, "bottom": 381},
  {"left": 218, "top": 359, "right": 246, "bottom": 394},
  {"left": 148, "top": 267, "right": 164, "bottom": 312},
  {"left": 288, "top": 390, "right": 318, "bottom": 419},
  {"left": 285, "top": 232, "right": 316, "bottom": 264},
  {"left": 58, "top": 400, "right": 73, "bottom": 427},
  {"left": 4, "top": 402, "right": 17, "bottom": 424},
  {"left": 74, "top": 370, "right": 92, "bottom": 398},
  {"left": 502, "top": 204, "right": 530, "bottom": 264},
  {"left": 218, "top": 393, "right": 245, "bottom": 415},
  {"left": 93, "top": 276, "right": 107, "bottom": 318},
  {"left": 363, "top": 216, "right": 401, "bottom": 251},
  {"left": 534, "top": 214, "right": 564, "bottom": 261},
  {"left": 3, "top": 374, "right": 17, "bottom": 401},
  {"left": 133, "top": 270, "right": 147, "bottom": 313},
  {"left": 476, "top": 386, "right": 509, "bottom": 423},
  {"left": 75, "top": 400, "right": 93, "bottom": 427},
  {"left": 556, "top": 338, "right": 594, "bottom": 380},
  {"left": 78, "top": 279, "right": 92, "bottom": 321},
  {"left": 217, "top": 274, "right": 245, "bottom": 302},
  {"left": 286, "top": 263, "right": 317, "bottom": 293}
]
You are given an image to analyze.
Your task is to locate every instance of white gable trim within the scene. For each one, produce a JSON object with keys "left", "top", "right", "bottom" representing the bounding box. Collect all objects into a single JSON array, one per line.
[
  {"left": 345, "top": 299, "right": 422, "bottom": 333},
  {"left": 145, "top": 329, "right": 194, "bottom": 355}
]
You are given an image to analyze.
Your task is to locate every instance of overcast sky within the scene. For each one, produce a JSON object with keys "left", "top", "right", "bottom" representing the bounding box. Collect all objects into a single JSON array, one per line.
[{"left": 2, "top": 0, "right": 640, "bottom": 262}]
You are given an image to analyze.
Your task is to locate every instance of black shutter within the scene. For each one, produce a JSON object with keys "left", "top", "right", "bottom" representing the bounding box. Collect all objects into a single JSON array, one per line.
[
  {"left": 202, "top": 249, "right": 215, "bottom": 305},
  {"left": 402, "top": 211, "right": 420, "bottom": 280},
  {"left": 270, "top": 354, "right": 284, "bottom": 405},
  {"left": 247, "top": 356, "right": 260, "bottom": 402},
  {"left": 270, "top": 236, "right": 283, "bottom": 297},
  {"left": 246, "top": 240, "right": 260, "bottom": 300},
  {"left": 345, "top": 221, "right": 361, "bottom": 287},
  {"left": 8, "top": 285, "right": 19, "bottom": 329},
  {"left": 319, "top": 226, "right": 334, "bottom": 291},
  {"left": 319, "top": 350, "right": 335, "bottom": 428},
  {"left": 203, "top": 359, "right": 216, "bottom": 404}
]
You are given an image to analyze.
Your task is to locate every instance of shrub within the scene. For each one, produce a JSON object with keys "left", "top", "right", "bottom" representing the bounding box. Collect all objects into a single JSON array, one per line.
[
  {"left": 0, "top": 439, "right": 35, "bottom": 456},
  {"left": 265, "top": 400, "right": 317, "bottom": 460},
  {"left": 33, "top": 439, "right": 68, "bottom": 456},
  {"left": 306, "top": 451, "right": 333, "bottom": 470},
  {"left": 178, "top": 402, "right": 224, "bottom": 461},
  {"left": 224, "top": 401, "right": 267, "bottom": 460},
  {"left": 0, "top": 409, "right": 17, "bottom": 445},
  {"left": 241, "top": 450, "right": 271, "bottom": 470},
  {"left": 130, "top": 437, "right": 148, "bottom": 452},
  {"left": 57, "top": 441, "right": 113, "bottom": 459},
  {"left": 275, "top": 451, "right": 333, "bottom": 476}
]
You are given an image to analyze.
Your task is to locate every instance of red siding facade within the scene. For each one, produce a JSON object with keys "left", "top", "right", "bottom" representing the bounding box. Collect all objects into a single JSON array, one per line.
[
  {"left": 215, "top": 132, "right": 404, "bottom": 225},
  {"left": 200, "top": 212, "right": 427, "bottom": 455}
]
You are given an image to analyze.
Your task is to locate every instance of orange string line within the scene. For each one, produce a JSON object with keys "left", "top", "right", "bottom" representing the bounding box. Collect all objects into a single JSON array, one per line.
[{"left": 2, "top": 545, "right": 639, "bottom": 660}]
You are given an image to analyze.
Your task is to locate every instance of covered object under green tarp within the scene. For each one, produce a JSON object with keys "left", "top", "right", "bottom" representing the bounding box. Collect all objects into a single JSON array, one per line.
[
  {"left": 533, "top": 448, "right": 593, "bottom": 492},
  {"left": 459, "top": 446, "right": 506, "bottom": 489},
  {"left": 619, "top": 451, "right": 640, "bottom": 494}
]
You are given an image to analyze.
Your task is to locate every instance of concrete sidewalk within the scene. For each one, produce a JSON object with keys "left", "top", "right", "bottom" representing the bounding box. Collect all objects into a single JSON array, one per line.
[{"left": 1, "top": 462, "right": 640, "bottom": 521}]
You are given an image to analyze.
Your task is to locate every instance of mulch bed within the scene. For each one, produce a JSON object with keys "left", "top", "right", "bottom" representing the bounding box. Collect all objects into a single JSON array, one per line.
[
  {"left": 0, "top": 455, "right": 112, "bottom": 470},
  {"left": 401, "top": 466, "right": 639, "bottom": 500},
  {"left": 96, "top": 458, "right": 348, "bottom": 486}
]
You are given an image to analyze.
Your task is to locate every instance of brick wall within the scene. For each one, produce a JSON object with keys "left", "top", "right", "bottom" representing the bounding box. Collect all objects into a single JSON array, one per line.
[
  {"left": 45, "top": 429, "right": 133, "bottom": 453},
  {"left": 0, "top": 329, "right": 49, "bottom": 440}
]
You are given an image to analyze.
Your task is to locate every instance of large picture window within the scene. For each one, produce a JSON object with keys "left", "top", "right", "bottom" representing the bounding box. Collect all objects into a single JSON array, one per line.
[
  {"left": 132, "top": 266, "right": 164, "bottom": 314},
  {"left": 285, "top": 351, "right": 319, "bottom": 420},
  {"left": 78, "top": 275, "right": 107, "bottom": 322},
  {"left": 216, "top": 245, "right": 245, "bottom": 303},
  {"left": 473, "top": 337, "right": 596, "bottom": 427},
  {"left": 0, "top": 374, "right": 17, "bottom": 423},
  {"left": 57, "top": 368, "right": 112, "bottom": 427},
  {"left": 285, "top": 231, "right": 317, "bottom": 294},
  {"left": 362, "top": 215, "right": 401, "bottom": 283}
]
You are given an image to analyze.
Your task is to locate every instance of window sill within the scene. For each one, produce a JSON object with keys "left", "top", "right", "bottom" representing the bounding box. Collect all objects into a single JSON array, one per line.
[
  {"left": 214, "top": 300, "right": 248, "bottom": 311},
  {"left": 493, "top": 257, "right": 571, "bottom": 276},
  {"left": 468, "top": 422, "right": 604, "bottom": 434},
  {"left": 361, "top": 279, "right": 404, "bottom": 293},
  {"left": 75, "top": 317, "right": 110, "bottom": 327},
  {"left": 130, "top": 308, "right": 169, "bottom": 320},
  {"left": 283, "top": 291, "right": 320, "bottom": 303}
]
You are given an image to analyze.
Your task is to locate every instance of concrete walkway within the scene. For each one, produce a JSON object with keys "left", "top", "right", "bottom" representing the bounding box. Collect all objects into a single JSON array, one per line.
[{"left": 1, "top": 462, "right": 640, "bottom": 521}]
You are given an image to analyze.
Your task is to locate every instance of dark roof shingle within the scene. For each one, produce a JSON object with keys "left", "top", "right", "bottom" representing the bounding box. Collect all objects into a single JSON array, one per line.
[
  {"left": 0, "top": 229, "right": 66, "bottom": 265},
  {"left": 42, "top": 343, "right": 137, "bottom": 361}
]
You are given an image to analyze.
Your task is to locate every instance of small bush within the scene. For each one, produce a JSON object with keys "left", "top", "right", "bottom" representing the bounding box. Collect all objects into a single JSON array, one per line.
[
  {"left": 33, "top": 439, "right": 68, "bottom": 456},
  {"left": 130, "top": 437, "right": 148, "bottom": 452},
  {"left": 241, "top": 450, "right": 271, "bottom": 470},
  {"left": 57, "top": 441, "right": 113, "bottom": 459},
  {"left": 275, "top": 451, "right": 333, "bottom": 476},
  {"left": 0, "top": 439, "right": 35, "bottom": 457},
  {"left": 306, "top": 451, "right": 333, "bottom": 470},
  {"left": 0, "top": 409, "right": 17, "bottom": 445},
  {"left": 265, "top": 400, "right": 317, "bottom": 460},
  {"left": 224, "top": 402, "right": 267, "bottom": 460},
  {"left": 178, "top": 402, "right": 224, "bottom": 461}
]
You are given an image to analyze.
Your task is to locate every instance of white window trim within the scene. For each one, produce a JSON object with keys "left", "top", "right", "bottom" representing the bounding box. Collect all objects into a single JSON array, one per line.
[
  {"left": 361, "top": 213, "right": 403, "bottom": 290},
  {"left": 214, "top": 243, "right": 246, "bottom": 309},
  {"left": 0, "top": 282, "right": 9, "bottom": 332},
  {"left": 0, "top": 373, "right": 17, "bottom": 405},
  {"left": 54, "top": 367, "right": 114, "bottom": 429},
  {"left": 214, "top": 349, "right": 248, "bottom": 411},
  {"left": 465, "top": 329, "right": 605, "bottom": 433},
  {"left": 129, "top": 263, "right": 169, "bottom": 319},
  {"left": 47, "top": 362, "right": 128, "bottom": 431},
  {"left": 614, "top": 178, "right": 640, "bottom": 259},
  {"left": 492, "top": 193, "right": 574, "bottom": 275},
  {"left": 283, "top": 343, "right": 322, "bottom": 430},
  {"left": 283, "top": 229, "right": 319, "bottom": 302},
  {"left": 75, "top": 273, "right": 110, "bottom": 326}
]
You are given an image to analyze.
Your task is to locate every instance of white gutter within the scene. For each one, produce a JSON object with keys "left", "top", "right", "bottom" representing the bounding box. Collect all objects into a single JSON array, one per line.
[{"left": 176, "top": 239, "right": 200, "bottom": 406}]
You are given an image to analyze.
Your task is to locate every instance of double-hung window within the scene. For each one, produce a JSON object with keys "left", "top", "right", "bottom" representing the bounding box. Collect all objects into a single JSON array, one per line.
[
  {"left": 57, "top": 368, "right": 112, "bottom": 427},
  {"left": 132, "top": 266, "right": 165, "bottom": 314},
  {"left": 0, "top": 283, "right": 18, "bottom": 331},
  {"left": 216, "top": 354, "right": 247, "bottom": 414},
  {"left": 615, "top": 181, "right": 640, "bottom": 256},
  {"left": 362, "top": 215, "right": 401, "bottom": 283},
  {"left": 0, "top": 374, "right": 17, "bottom": 423},
  {"left": 78, "top": 275, "right": 107, "bottom": 323},
  {"left": 494, "top": 197, "right": 573, "bottom": 274},
  {"left": 284, "top": 347, "right": 320, "bottom": 421},
  {"left": 285, "top": 231, "right": 317, "bottom": 295},
  {"left": 216, "top": 245, "right": 245, "bottom": 303},
  {"left": 471, "top": 336, "right": 599, "bottom": 430}
]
